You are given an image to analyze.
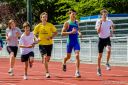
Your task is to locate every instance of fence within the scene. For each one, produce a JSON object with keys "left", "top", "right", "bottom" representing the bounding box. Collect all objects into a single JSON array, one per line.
[{"left": 0, "top": 37, "right": 128, "bottom": 64}]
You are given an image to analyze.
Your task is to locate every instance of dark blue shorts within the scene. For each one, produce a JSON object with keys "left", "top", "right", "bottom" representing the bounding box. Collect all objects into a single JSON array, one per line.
[{"left": 67, "top": 43, "right": 80, "bottom": 53}]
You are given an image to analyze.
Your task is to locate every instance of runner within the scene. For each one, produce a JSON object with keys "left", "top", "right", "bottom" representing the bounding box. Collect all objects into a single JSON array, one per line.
[
  {"left": 33, "top": 12, "right": 57, "bottom": 78},
  {"left": 6, "top": 19, "right": 22, "bottom": 76},
  {"left": 19, "top": 22, "right": 37, "bottom": 80},
  {"left": 61, "top": 9, "right": 82, "bottom": 78},
  {"left": 95, "top": 9, "right": 114, "bottom": 76}
]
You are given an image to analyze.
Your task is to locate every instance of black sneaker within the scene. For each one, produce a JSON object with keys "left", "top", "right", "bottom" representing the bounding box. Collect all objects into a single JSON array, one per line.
[
  {"left": 62, "top": 64, "right": 66, "bottom": 72},
  {"left": 29, "top": 63, "right": 32, "bottom": 68}
]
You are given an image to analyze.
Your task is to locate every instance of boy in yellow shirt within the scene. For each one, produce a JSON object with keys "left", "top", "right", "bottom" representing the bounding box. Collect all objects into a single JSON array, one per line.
[{"left": 33, "top": 12, "right": 57, "bottom": 78}]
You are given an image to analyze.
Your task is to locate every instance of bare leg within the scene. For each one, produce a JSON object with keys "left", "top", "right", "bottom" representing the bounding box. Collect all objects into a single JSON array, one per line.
[
  {"left": 106, "top": 46, "right": 111, "bottom": 63},
  {"left": 44, "top": 55, "right": 51, "bottom": 78},
  {"left": 44, "top": 55, "right": 50, "bottom": 73},
  {"left": 24, "top": 61, "right": 28, "bottom": 75},
  {"left": 75, "top": 51, "right": 80, "bottom": 72},
  {"left": 97, "top": 53, "right": 102, "bottom": 69},
  {"left": 9, "top": 52, "right": 15, "bottom": 69},
  {"left": 23, "top": 61, "right": 28, "bottom": 80},
  {"left": 63, "top": 53, "right": 71, "bottom": 64}
]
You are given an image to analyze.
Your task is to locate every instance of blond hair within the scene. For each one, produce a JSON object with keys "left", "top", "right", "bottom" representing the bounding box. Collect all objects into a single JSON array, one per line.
[
  {"left": 40, "top": 12, "right": 48, "bottom": 20},
  {"left": 100, "top": 9, "right": 108, "bottom": 15},
  {"left": 23, "top": 22, "right": 30, "bottom": 29},
  {"left": 8, "top": 19, "right": 16, "bottom": 29}
]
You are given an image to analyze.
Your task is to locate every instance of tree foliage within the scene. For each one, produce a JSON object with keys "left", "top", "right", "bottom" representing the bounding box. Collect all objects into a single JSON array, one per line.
[{"left": 0, "top": 0, "right": 128, "bottom": 25}]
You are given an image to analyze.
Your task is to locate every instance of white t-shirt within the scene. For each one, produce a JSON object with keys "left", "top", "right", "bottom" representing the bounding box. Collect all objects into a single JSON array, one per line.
[
  {"left": 95, "top": 19, "right": 113, "bottom": 38},
  {"left": 6, "top": 27, "right": 22, "bottom": 46},
  {"left": 19, "top": 32, "right": 35, "bottom": 55}
]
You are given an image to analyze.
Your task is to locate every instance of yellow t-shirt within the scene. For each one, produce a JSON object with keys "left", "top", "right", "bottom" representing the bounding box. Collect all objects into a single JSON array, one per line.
[{"left": 33, "top": 22, "right": 57, "bottom": 45}]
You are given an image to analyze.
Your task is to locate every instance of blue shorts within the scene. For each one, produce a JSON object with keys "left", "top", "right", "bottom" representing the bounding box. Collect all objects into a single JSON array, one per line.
[{"left": 67, "top": 42, "right": 80, "bottom": 53}]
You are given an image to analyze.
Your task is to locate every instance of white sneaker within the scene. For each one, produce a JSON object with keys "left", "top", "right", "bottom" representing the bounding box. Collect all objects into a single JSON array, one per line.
[
  {"left": 106, "top": 63, "right": 111, "bottom": 70},
  {"left": 97, "top": 68, "right": 102, "bottom": 76},
  {"left": 8, "top": 69, "right": 14, "bottom": 76},
  {"left": 46, "top": 73, "right": 50, "bottom": 78},
  {"left": 75, "top": 71, "right": 81, "bottom": 78},
  {"left": 23, "top": 75, "right": 28, "bottom": 80}
]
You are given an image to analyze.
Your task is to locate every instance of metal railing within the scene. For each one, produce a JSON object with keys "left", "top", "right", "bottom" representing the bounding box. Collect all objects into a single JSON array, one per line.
[{"left": 0, "top": 37, "right": 128, "bottom": 64}]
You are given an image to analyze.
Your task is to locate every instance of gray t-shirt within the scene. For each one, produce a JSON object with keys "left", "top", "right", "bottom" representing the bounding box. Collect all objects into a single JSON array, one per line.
[{"left": 6, "top": 27, "right": 22, "bottom": 46}]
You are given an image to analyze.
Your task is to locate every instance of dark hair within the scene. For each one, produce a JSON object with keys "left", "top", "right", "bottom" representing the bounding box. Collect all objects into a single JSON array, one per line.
[
  {"left": 100, "top": 9, "right": 108, "bottom": 15},
  {"left": 40, "top": 12, "right": 48, "bottom": 20},
  {"left": 23, "top": 22, "right": 30, "bottom": 28},
  {"left": 8, "top": 19, "right": 16, "bottom": 29},
  {"left": 68, "top": 9, "right": 76, "bottom": 14}
]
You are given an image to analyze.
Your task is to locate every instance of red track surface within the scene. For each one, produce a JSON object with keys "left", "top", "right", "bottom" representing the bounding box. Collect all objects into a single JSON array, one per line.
[{"left": 0, "top": 58, "right": 128, "bottom": 85}]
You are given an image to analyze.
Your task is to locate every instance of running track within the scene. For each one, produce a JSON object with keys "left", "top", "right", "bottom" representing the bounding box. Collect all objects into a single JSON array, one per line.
[{"left": 0, "top": 58, "right": 128, "bottom": 85}]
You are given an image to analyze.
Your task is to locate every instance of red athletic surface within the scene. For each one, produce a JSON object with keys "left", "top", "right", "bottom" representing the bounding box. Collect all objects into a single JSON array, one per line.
[{"left": 0, "top": 58, "right": 128, "bottom": 85}]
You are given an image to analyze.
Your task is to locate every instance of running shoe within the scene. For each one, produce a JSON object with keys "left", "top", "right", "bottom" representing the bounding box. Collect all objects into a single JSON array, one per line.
[
  {"left": 62, "top": 64, "right": 66, "bottom": 72},
  {"left": 106, "top": 63, "right": 111, "bottom": 70},
  {"left": 23, "top": 75, "right": 28, "bottom": 80},
  {"left": 8, "top": 69, "right": 14, "bottom": 76},
  {"left": 97, "top": 68, "right": 102, "bottom": 76},
  {"left": 75, "top": 71, "right": 81, "bottom": 78},
  {"left": 46, "top": 72, "right": 50, "bottom": 78}
]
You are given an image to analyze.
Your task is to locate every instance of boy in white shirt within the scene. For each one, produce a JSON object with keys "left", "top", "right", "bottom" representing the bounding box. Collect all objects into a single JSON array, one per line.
[
  {"left": 19, "top": 22, "right": 38, "bottom": 80},
  {"left": 95, "top": 9, "right": 114, "bottom": 76}
]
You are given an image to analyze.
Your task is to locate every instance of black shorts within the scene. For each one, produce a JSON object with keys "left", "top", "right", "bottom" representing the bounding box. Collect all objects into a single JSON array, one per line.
[
  {"left": 7, "top": 46, "right": 18, "bottom": 57},
  {"left": 21, "top": 52, "right": 34, "bottom": 62},
  {"left": 98, "top": 37, "right": 111, "bottom": 53},
  {"left": 39, "top": 44, "right": 53, "bottom": 57}
]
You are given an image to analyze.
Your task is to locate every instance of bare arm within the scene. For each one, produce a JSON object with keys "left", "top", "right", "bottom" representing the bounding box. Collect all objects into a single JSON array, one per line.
[
  {"left": 19, "top": 44, "right": 34, "bottom": 48},
  {"left": 110, "top": 24, "right": 115, "bottom": 37},
  {"left": 61, "top": 22, "right": 76, "bottom": 36},
  {"left": 76, "top": 21, "right": 82, "bottom": 38},
  {"left": 111, "top": 24, "right": 115, "bottom": 33},
  {"left": 96, "top": 20, "right": 102, "bottom": 34},
  {"left": 51, "top": 31, "right": 58, "bottom": 38}
]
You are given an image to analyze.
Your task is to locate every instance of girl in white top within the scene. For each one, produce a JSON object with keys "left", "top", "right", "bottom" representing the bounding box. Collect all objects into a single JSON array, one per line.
[
  {"left": 19, "top": 22, "right": 38, "bottom": 80},
  {"left": 6, "top": 19, "right": 22, "bottom": 76},
  {"left": 95, "top": 9, "right": 114, "bottom": 76}
]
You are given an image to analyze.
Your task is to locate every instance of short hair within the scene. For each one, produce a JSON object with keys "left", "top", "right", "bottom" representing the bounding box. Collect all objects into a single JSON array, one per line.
[
  {"left": 100, "top": 9, "right": 108, "bottom": 15},
  {"left": 8, "top": 19, "right": 16, "bottom": 29},
  {"left": 23, "top": 22, "right": 30, "bottom": 28},
  {"left": 68, "top": 9, "right": 76, "bottom": 14},
  {"left": 40, "top": 12, "right": 48, "bottom": 19}
]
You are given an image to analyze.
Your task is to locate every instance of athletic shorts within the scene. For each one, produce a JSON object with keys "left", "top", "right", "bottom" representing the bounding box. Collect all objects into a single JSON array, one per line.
[
  {"left": 98, "top": 37, "right": 111, "bottom": 53},
  {"left": 39, "top": 44, "right": 53, "bottom": 57},
  {"left": 67, "top": 42, "right": 80, "bottom": 53},
  {"left": 7, "top": 46, "right": 18, "bottom": 57},
  {"left": 21, "top": 51, "right": 34, "bottom": 62}
]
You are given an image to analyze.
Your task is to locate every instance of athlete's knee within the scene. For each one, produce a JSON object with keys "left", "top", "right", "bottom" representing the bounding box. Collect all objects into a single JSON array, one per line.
[
  {"left": 10, "top": 52, "right": 14, "bottom": 57},
  {"left": 44, "top": 56, "right": 50, "bottom": 62},
  {"left": 106, "top": 46, "right": 111, "bottom": 52},
  {"left": 75, "top": 51, "right": 79, "bottom": 57},
  {"left": 66, "top": 56, "right": 71, "bottom": 60},
  {"left": 98, "top": 53, "right": 102, "bottom": 58},
  {"left": 65, "top": 53, "right": 71, "bottom": 60}
]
